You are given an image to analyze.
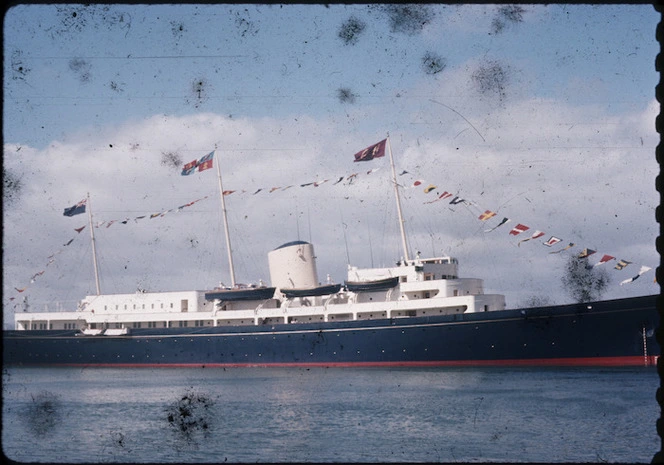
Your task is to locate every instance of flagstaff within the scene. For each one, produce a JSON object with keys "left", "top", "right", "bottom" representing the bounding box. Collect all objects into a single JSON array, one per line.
[
  {"left": 86, "top": 192, "right": 101, "bottom": 295},
  {"left": 386, "top": 135, "right": 410, "bottom": 262},
  {"left": 215, "top": 150, "right": 237, "bottom": 287}
]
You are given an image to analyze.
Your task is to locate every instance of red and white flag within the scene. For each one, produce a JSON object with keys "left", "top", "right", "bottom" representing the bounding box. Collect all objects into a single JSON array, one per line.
[
  {"left": 509, "top": 223, "right": 530, "bottom": 236},
  {"left": 543, "top": 236, "right": 562, "bottom": 247},
  {"left": 518, "top": 230, "right": 545, "bottom": 246},
  {"left": 353, "top": 139, "right": 387, "bottom": 162}
]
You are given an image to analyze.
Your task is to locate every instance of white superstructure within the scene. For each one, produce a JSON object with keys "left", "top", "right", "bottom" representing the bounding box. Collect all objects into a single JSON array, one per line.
[{"left": 14, "top": 241, "right": 505, "bottom": 332}]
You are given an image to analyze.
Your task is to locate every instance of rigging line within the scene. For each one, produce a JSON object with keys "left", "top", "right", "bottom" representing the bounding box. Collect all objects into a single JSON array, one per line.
[
  {"left": 27, "top": 55, "right": 248, "bottom": 60},
  {"left": 367, "top": 221, "right": 374, "bottom": 268},
  {"left": 307, "top": 201, "right": 313, "bottom": 245},
  {"left": 296, "top": 201, "right": 300, "bottom": 241},
  {"left": 429, "top": 99, "right": 486, "bottom": 142},
  {"left": 494, "top": 190, "right": 532, "bottom": 212},
  {"left": 340, "top": 214, "right": 350, "bottom": 266}
]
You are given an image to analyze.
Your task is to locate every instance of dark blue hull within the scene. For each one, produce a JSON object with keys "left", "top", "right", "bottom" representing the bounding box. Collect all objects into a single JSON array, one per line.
[{"left": 3, "top": 295, "right": 659, "bottom": 367}]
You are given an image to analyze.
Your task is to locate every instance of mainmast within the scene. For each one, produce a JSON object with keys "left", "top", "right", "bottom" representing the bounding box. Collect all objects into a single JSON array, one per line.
[
  {"left": 86, "top": 192, "right": 101, "bottom": 295},
  {"left": 386, "top": 136, "right": 410, "bottom": 262},
  {"left": 214, "top": 150, "right": 237, "bottom": 287}
]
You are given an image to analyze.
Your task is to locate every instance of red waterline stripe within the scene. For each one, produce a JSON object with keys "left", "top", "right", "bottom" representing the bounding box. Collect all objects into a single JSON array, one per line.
[{"left": 24, "top": 355, "right": 659, "bottom": 369}]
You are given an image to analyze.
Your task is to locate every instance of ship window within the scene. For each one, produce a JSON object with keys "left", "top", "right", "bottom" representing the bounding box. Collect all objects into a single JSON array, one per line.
[
  {"left": 142, "top": 304, "right": 145, "bottom": 309},
  {"left": 161, "top": 303, "right": 164, "bottom": 309},
  {"left": 170, "top": 303, "right": 174, "bottom": 309},
  {"left": 424, "top": 292, "right": 430, "bottom": 299},
  {"left": 116, "top": 305, "right": 119, "bottom": 310},
  {"left": 181, "top": 300, "right": 188, "bottom": 312},
  {"left": 163, "top": 322, "right": 167, "bottom": 327},
  {"left": 453, "top": 290, "right": 458, "bottom": 296},
  {"left": 484, "top": 305, "right": 488, "bottom": 312},
  {"left": 90, "top": 323, "right": 96, "bottom": 329},
  {"left": 400, "top": 276, "right": 407, "bottom": 283},
  {"left": 104, "top": 306, "right": 107, "bottom": 310},
  {"left": 124, "top": 305, "right": 127, "bottom": 310},
  {"left": 151, "top": 304, "right": 154, "bottom": 309}
]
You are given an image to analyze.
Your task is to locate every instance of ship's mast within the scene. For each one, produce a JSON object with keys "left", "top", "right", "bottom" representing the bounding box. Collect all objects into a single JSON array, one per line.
[
  {"left": 214, "top": 150, "right": 237, "bottom": 287},
  {"left": 386, "top": 135, "right": 410, "bottom": 262},
  {"left": 86, "top": 192, "right": 101, "bottom": 295}
]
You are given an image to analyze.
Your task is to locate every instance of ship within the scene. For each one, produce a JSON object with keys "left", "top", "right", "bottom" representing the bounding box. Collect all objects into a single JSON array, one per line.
[{"left": 3, "top": 137, "right": 659, "bottom": 368}]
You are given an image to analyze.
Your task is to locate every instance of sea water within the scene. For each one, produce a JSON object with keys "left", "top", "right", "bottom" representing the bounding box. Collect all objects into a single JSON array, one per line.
[{"left": 1, "top": 366, "right": 659, "bottom": 463}]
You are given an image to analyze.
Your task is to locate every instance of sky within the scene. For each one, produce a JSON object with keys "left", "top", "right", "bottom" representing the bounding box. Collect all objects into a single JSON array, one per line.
[{"left": 2, "top": 4, "right": 659, "bottom": 329}]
